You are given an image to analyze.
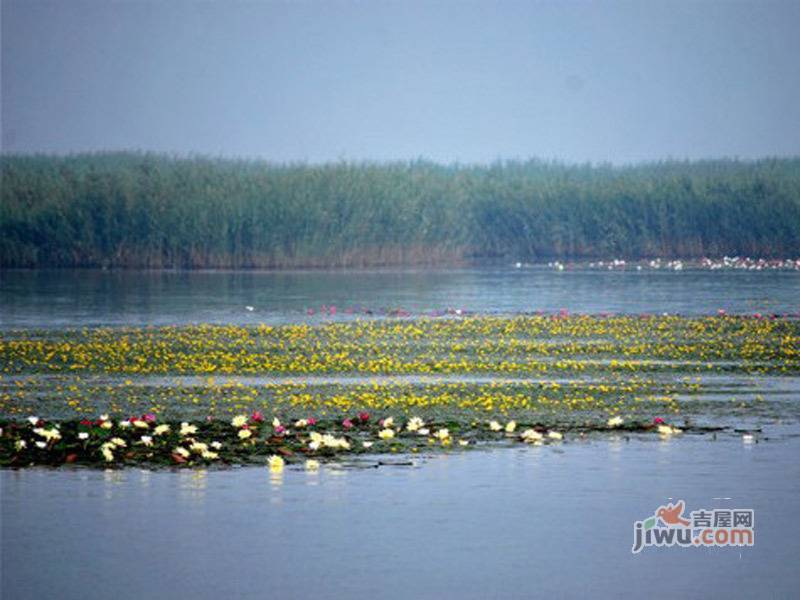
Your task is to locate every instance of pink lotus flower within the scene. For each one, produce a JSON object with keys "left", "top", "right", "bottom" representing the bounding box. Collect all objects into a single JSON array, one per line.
[
  {"left": 251, "top": 410, "right": 265, "bottom": 422},
  {"left": 274, "top": 425, "right": 286, "bottom": 434},
  {"left": 359, "top": 412, "right": 370, "bottom": 422},
  {"left": 206, "top": 415, "right": 215, "bottom": 422},
  {"left": 342, "top": 418, "right": 353, "bottom": 429},
  {"left": 307, "top": 417, "right": 317, "bottom": 426},
  {"left": 653, "top": 417, "right": 665, "bottom": 424},
  {"left": 143, "top": 413, "right": 157, "bottom": 423}
]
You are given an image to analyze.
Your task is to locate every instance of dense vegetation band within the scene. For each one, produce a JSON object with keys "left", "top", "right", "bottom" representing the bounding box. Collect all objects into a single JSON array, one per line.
[{"left": 2, "top": 153, "right": 799, "bottom": 268}]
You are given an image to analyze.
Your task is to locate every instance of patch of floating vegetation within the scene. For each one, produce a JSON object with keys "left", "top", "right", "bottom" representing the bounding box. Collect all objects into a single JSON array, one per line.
[
  {"left": 0, "top": 411, "right": 719, "bottom": 469},
  {"left": 0, "top": 314, "right": 797, "bottom": 468},
  {"left": 1, "top": 314, "right": 798, "bottom": 376}
]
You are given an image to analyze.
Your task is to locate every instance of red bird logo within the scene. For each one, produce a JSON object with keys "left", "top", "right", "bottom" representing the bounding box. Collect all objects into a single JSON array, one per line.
[{"left": 656, "top": 501, "right": 690, "bottom": 526}]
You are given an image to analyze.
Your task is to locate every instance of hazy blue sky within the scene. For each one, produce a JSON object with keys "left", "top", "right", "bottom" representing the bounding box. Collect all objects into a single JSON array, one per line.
[{"left": 2, "top": 0, "right": 799, "bottom": 163}]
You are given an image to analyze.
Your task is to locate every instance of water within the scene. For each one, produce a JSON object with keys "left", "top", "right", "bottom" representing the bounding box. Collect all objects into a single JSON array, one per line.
[
  {"left": 1, "top": 266, "right": 798, "bottom": 328},
  {"left": 2, "top": 267, "right": 799, "bottom": 598},
  {"left": 3, "top": 436, "right": 799, "bottom": 599}
]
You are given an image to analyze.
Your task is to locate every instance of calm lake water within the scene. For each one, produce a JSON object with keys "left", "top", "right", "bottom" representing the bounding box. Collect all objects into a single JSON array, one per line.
[
  {"left": 2, "top": 267, "right": 799, "bottom": 598},
  {"left": 3, "top": 435, "right": 799, "bottom": 600},
  {"left": 1, "top": 266, "right": 798, "bottom": 328}
]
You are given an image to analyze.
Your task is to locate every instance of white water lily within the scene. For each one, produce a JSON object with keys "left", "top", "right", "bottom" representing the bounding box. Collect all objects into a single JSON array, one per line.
[
  {"left": 309, "top": 440, "right": 321, "bottom": 451},
  {"left": 100, "top": 421, "right": 113, "bottom": 430},
  {"left": 190, "top": 441, "right": 208, "bottom": 454},
  {"left": 101, "top": 444, "right": 114, "bottom": 461},
  {"left": 201, "top": 450, "right": 219, "bottom": 460},
  {"left": 382, "top": 417, "right": 394, "bottom": 428},
  {"left": 238, "top": 429, "right": 252, "bottom": 440},
  {"left": 118, "top": 421, "right": 131, "bottom": 429},
  {"left": 505, "top": 421, "right": 517, "bottom": 433},
  {"left": 434, "top": 428, "right": 450, "bottom": 441},
  {"left": 27, "top": 416, "right": 40, "bottom": 425},
  {"left": 78, "top": 432, "right": 89, "bottom": 440},
  {"left": 140, "top": 435, "right": 153, "bottom": 447},
  {"left": 35, "top": 441, "right": 47, "bottom": 449},
  {"left": 548, "top": 431, "right": 564, "bottom": 440},
  {"left": 33, "top": 427, "right": 61, "bottom": 442},
  {"left": 272, "top": 417, "right": 281, "bottom": 428},
  {"left": 417, "top": 428, "right": 430, "bottom": 436},
  {"left": 458, "top": 440, "right": 469, "bottom": 446},
  {"left": 153, "top": 424, "right": 171, "bottom": 436},
  {"left": 521, "top": 429, "right": 544, "bottom": 442},
  {"left": 607, "top": 416, "right": 624, "bottom": 428},
  {"left": 173, "top": 447, "right": 190, "bottom": 458},
  {"left": 489, "top": 420, "right": 503, "bottom": 432},
  {"left": 210, "top": 441, "right": 222, "bottom": 450},
  {"left": 378, "top": 428, "right": 395, "bottom": 440},
  {"left": 305, "top": 459, "right": 320, "bottom": 471},
  {"left": 15, "top": 440, "right": 27, "bottom": 451},
  {"left": 321, "top": 434, "right": 349, "bottom": 449},
  {"left": 180, "top": 422, "right": 197, "bottom": 436},
  {"left": 362, "top": 441, "right": 374, "bottom": 448},
  {"left": 406, "top": 417, "right": 425, "bottom": 432},
  {"left": 231, "top": 415, "right": 248, "bottom": 428},
  {"left": 294, "top": 419, "right": 308, "bottom": 428}
]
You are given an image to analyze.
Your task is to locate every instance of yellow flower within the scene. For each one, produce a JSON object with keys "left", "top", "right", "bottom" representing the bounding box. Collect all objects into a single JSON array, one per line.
[
  {"left": 231, "top": 415, "right": 248, "bottom": 428},
  {"left": 378, "top": 428, "right": 395, "bottom": 440},
  {"left": 132, "top": 420, "right": 149, "bottom": 429},
  {"left": 110, "top": 437, "right": 126, "bottom": 448},
  {"left": 382, "top": 417, "right": 394, "bottom": 428},
  {"left": 489, "top": 420, "right": 502, "bottom": 431},
  {"left": 607, "top": 416, "right": 624, "bottom": 428},
  {"left": 458, "top": 440, "right": 469, "bottom": 446},
  {"left": 547, "top": 431, "right": 563, "bottom": 440},
  {"left": 658, "top": 425, "right": 682, "bottom": 436},
  {"left": 201, "top": 450, "right": 219, "bottom": 460},
  {"left": 238, "top": 429, "right": 253, "bottom": 440},
  {"left": 153, "top": 424, "right": 171, "bottom": 436},
  {"left": 505, "top": 421, "right": 517, "bottom": 433},
  {"left": 100, "top": 421, "right": 113, "bottom": 430},
  {"left": 272, "top": 417, "right": 281, "bottom": 428},
  {"left": 294, "top": 419, "right": 308, "bottom": 428},
  {"left": 173, "top": 446, "right": 190, "bottom": 458},
  {"left": 268, "top": 455, "right": 285, "bottom": 472},
  {"left": 434, "top": 428, "right": 450, "bottom": 441},
  {"left": 180, "top": 422, "right": 197, "bottom": 436}
]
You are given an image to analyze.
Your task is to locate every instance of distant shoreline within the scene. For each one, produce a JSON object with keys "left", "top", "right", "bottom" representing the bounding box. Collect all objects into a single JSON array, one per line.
[{"left": 3, "top": 153, "right": 799, "bottom": 268}]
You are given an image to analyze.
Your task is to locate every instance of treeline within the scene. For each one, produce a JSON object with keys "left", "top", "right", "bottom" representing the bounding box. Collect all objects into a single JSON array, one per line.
[{"left": 1, "top": 153, "right": 799, "bottom": 268}]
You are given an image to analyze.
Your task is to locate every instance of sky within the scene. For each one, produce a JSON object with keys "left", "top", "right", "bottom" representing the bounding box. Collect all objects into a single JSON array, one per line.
[{"left": 1, "top": 0, "right": 799, "bottom": 164}]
